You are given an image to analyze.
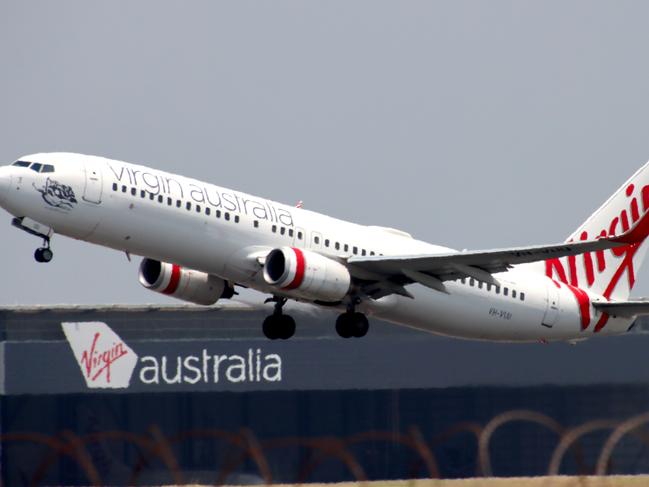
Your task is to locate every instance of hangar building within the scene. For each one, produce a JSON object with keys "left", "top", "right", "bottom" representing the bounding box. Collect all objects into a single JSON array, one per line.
[{"left": 2, "top": 304, "right": 649, "bottom": 485}]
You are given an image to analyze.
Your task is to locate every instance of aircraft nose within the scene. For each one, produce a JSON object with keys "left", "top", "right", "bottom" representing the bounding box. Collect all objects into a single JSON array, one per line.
[{"left": 0, "top": 167, "right": 11, "bottom": 201}]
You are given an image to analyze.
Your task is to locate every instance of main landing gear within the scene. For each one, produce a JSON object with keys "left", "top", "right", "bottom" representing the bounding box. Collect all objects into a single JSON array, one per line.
[
  {"left": 261, "top": 296, "right": 370, "bottom": 340},
  {"left": 262, "top": 297, "right": 296, "bottom": 340},
  {"left": 335, "top": 311, "right": 369, "bottom": 338},
  {"left": 335, "top": 296, "right": 369, "bottom": 338}
]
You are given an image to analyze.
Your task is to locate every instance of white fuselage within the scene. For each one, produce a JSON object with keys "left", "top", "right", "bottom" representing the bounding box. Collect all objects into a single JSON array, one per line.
[{"left": 0, "top": 153, "right": 633, "bottom": 341}]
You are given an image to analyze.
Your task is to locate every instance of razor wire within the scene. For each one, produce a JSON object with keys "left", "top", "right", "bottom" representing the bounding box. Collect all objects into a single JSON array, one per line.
[{"left": 3, "top": 409, "right": 649, "bottom": 486}]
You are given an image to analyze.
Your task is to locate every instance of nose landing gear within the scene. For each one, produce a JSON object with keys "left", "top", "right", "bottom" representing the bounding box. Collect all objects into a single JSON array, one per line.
[
  {"left": 34, "top": 244, "right": 53, "bottom": 263},
  {"left": 11, "top": 218, "right": 54, "bottom": 263},
  {"left": 262, "top": 297, "right": 296, "bottom": 340},
  {"left": 34, "top": 236, "right": 53, "bottom": 263}
]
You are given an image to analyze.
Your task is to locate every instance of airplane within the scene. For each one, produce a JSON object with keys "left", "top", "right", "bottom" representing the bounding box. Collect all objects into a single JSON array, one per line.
[{"left": 1, "top": 152, "right": 649, "bottom": 342}]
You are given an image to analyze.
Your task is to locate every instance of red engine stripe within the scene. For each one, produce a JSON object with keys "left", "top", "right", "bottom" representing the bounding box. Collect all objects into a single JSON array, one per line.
[
  {"left": 162, "top": 264, "right": 181, "bottom": 294},
  {"left": 284, "top": 248, "right": 306, "bottom": 290}
]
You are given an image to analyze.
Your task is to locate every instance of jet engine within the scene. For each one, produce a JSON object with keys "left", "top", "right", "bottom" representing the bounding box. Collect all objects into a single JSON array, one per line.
[
  {"left": 139, "top": 258, "right": 234, "bottom": 305},
  {"left": 263, "top": 247, "right": 351, "bottom": 302}
]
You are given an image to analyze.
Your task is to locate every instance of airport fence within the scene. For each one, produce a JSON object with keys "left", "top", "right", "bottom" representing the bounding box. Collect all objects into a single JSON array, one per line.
[{"left": 4, "top": 409, "right": 649, "bottom": 486}]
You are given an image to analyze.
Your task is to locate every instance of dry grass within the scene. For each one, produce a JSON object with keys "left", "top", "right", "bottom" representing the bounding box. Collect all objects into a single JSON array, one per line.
[{"left": 235, "top": 477, "right": 649, "bottom": 487}]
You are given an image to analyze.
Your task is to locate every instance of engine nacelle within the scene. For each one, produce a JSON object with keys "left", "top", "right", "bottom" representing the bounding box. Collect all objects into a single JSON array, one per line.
[
  {"left": 263, "top": 247, "right": 351, "bottom": 302},
  {"left": 139, "top": 258, "right": 233, "bottom": 305}
]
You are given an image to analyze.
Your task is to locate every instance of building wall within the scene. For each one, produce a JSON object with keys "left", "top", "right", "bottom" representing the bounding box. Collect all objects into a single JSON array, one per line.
[{"left": 2, "top": 306, "right": 649, "bottom": 485}]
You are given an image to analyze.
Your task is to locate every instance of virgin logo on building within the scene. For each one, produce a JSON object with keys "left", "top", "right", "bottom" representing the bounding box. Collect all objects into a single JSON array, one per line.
[{"left": 62, "top": 322, "right": 139, "bottom": 389}]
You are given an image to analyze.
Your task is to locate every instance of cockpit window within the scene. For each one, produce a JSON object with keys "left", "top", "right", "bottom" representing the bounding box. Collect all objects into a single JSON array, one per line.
[{"left": 11, "top": 160, "right": 55, "bottom": 173}]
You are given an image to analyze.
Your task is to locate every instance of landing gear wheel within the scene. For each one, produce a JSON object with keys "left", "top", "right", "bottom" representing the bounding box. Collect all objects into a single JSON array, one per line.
[
  {"left": 34, "top": 247, "right": 53, "bottom": 263},
  {"left": 335, "top": 315, "right": 353, "bottom": 338},
  {"left": 263, "top": 315, "right": 279, "bottom": 340},
  {"left": 41, "top": 248, "right": 53, "bottom": 263},
  {"left": 336, "top": 312, "right": 369, "bottom": 338},
  {"left": 351, "top": 313, "right": 369, "bottom": 337},
  {"left": 278, "top": 315, "right": 296, "bottom": 340},
  {"left": 336, "top": 313, "right": 354, "bottom": 338},
  {"left": 262, "top": 313, "right": 296, "bottom": 340}
]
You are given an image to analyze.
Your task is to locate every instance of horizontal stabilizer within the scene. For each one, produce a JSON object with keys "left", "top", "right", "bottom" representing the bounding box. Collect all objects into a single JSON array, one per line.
[{"left": 593, "top": 300, "right": 649, "bottom": 318}]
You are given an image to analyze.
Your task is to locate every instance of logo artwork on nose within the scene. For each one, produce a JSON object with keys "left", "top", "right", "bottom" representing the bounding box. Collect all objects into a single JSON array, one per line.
[{"left": 33, "top": 178, "right": 77, "bottom": 210}]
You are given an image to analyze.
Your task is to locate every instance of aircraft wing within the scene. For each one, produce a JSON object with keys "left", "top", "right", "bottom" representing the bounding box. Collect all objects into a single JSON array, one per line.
[
  {"left": 347, "top": 238, "right": 628, "bottom": 299},
  {"left": 592, "top": 301, "right": 649, "bottom": 318}
]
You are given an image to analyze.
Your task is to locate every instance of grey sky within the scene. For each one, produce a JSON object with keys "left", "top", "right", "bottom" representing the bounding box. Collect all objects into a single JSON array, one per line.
[{"left": 2, "top": 1, "right": 649, "bottom": 305}]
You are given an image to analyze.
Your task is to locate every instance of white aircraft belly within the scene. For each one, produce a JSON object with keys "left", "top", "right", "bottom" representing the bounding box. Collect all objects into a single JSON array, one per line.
[{"left": 366, "top": 277, "right": 586, "bottom": 342}]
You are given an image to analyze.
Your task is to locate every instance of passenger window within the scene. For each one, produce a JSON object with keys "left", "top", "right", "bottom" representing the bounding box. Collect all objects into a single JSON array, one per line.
[
  {"left": 41, "top": 164, "right": 55, "bottom": 173},
  {"left": 167, "top": 197, "right": 173, "bottom": 206},
  {"left": 353, "top": 246, "right": 358, "bottom": 255},
  {"left": 30, "top": 163, "right": 42, "bottom": 172},
  {"left": 122, "top": 185, "right": 127, "bottom": 193},
  {"left": 158, "top": 195, "right": 164, "bottom": 203},
  {"left": 196, "top": 205, "right": 201, "bottom": 213},
  {"left": 520, "top": 292, "right": 525, "bottom": 301},
  {"left": 149, "top": 193, "right": 155, "bottom": 200},
  {"left": 225, "top": 212, "right": 230, "bottom": 221},
  {"left": 112, "top": 183, "right": 118, "bottom": 191},
  {"left": 362, "top": 249, "right": 366, "bottom": 256},
  {"left": 141, "top": 190, "right": 146, "bottom": 198},
  {"left": 512, "top": 290, "right": 517, "bottom": 299},
  {"left": 254, "top": 220, "right": 259, "bottom": 228},
  {"left": 186, "top": 202, "right": 191, "bottom": 210},
  {"left": 272, "top": 225, "right": 277, "bottom": 233},
  {"left": 314, "top": 235, "right": 319, "bottom": 244},
  {"left": 297, "top": 231, "right": 303, "bottom": 240},
  {"left": 478, "top": 281, "right": 483, "bottom": 289},
  {"left": 205, "top": 207, "right": 211, "bottom": 216},
  {"left": 280, "top": 227, "right": 286, "bottom": 235},
  {"left": 504, "top": 287, "right": 509, "bottom": 296},
  {"left": 470, "top": 278, "right": 475, "bottom": 287},
  {"left": 370, "top": 251, "right": 375, "bottom": 256},
  {"left": 495, "top": 286, "right": 500, "bottom": 294},
  {"left": 487, "top": 283, "right": 492, "bottom": 291},
  {"left": 12, "top": 161, "right": 30, "bottom": 167},
  {"left": 461, "top": 278, "right": 466, "bottom": 284},
  {"left": 216, "top": 210, "right": 221, "bottom": 218},
  {"left": 288, "top": 228, "right": 293, "bottom": 237},
  {"left": 131, "top": 188, "right": 137, "bottom": 196},
  {"left": 344, "top": 244, "right": 349, "bottom": 252},
  {"left": 335, "top": 242, "right": 340, "bottom": 250},
  {"left": 234, "top": 215, "right": 239, "bottom": 223},
  {"left": 325, "top": 239, "right": 330, "bottom": 247},
  {"left": 176, "top": 200, "right": 182, "bottom": 208}
]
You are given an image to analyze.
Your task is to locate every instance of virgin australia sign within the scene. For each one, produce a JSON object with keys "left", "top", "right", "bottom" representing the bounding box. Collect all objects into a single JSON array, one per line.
[{"left": 62, "top": 321, "right": 139, "bottom": 389}]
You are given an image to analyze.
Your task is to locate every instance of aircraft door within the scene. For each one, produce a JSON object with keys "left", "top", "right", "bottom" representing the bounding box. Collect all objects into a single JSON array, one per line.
[
  {"left": 82, "top": 161, "right": 103, "bottom": 204},
  {"left": 542, "top": 281, "right": 560, "bottom": 327}
]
